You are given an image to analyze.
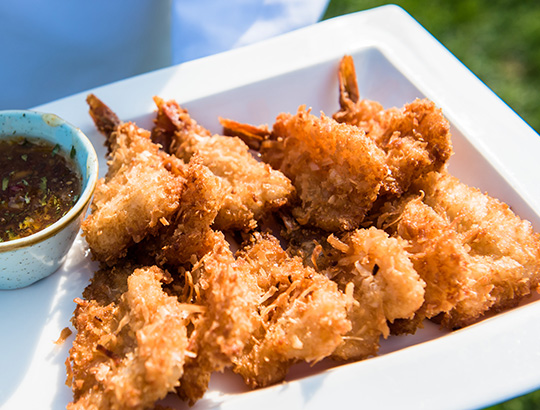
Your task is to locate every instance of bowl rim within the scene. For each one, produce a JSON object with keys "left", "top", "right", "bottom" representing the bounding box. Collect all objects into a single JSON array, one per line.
[{"left": 0, "top": 109, "right": 98, "bottom": 251}]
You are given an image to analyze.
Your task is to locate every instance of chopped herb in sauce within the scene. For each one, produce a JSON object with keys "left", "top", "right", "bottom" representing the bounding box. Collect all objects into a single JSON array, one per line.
[{"left": 0, "top": 137, "right": 81, "bottom": 242}]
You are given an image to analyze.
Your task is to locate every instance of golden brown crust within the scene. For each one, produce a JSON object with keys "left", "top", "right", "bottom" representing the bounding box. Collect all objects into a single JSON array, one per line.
[
  {"left": 321, "top": 227, "right": 425, "bottom": 360},
  {"left": 139, "top": 157, "right": 224, "bottom": 268},
  {"left": 70, "top": 57, "right": 540, "bottom": 408},
  {"left": 82, "top": 106, "right": 187, "bottom": 265},
  {"left": 333, "top": 56, "right": 453, "bottom": 197},
  {"left": 153, "top": 97, "right": 295, "bottom": 232},
  {"left": 377, "top": 171, "right": 540, "bottom": 332},
  {"left": 176, "top": 232, "right": 259, "bottom": 403},
  {"left": 232, "top": 233, "right": 351, "bottom": 388},
  {"left": 82, "top": 159, "right": 185, "bottom": 264},
  {"left": 67, "top": 266, "right": 191, "bottom": 410},
  {"left": 417, "top": 172, "right": 540, "bottom": 328},
  {"left": 262, "top": 106, "right": 388, "bottom": 231}
]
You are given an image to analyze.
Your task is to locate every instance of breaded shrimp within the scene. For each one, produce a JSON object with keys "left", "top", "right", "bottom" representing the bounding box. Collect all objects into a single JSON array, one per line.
[
  {"left": 81, "top": 122, "right": 186, "bottom": 264},
  {"left": 175, "top": 231, "right": 351, "bottom": 395},
  {"left": 417, "top": 171, "right": 540, "bottom": 328},
  {"left": 376, "top": 171, "right": 540, "bottom": 332},
  {"left": 321, "top": 227, "right": 425, "bottom": 360},
  {"left": 333, "top": 55, "right": 453, "bottom": 197},
  {"left": 383, "top": 195, "right": 475, "bottom": 334},
  {"left": 177, "top": 232, "right": 259, "bottom": 404},
  {"left": 262, "top": 106, "right": 388, "bottom": 231},
  {"left": 66, "top": 266, "right": 192, "bottom": 410},
  {"left": 138, "top": 157, "right": 225, "bottom": 268},
  {"left": 232, "top": 232, "right": 351, "bottom": 388},
  {"left": 153, "top": 97, "right": 294, "bottom": 231},
  {"left": 82, "top": 96, "right": 186, "bottom": 264}
]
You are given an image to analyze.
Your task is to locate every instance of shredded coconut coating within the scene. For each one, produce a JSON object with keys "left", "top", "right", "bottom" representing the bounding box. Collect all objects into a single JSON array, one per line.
[
  {"left": 82, "top": 121, "right": 186, "bottom": 264},
  {"left": 154, "top": 97, "right": 294, "bottom": 231},
  {"left": 232, "top": 233, "right": 351, "bottom": 388},
  {"left": 323, "top": 227, "right": 425, "bottom": 360},
  {"left": 334, "top": 55, "right": 453, "bottom": 197},
  {"left": 418, "top": 172, "right": 540, "bottom": 328},
  {"left": 67, "top": 266, "right": 191, "bottom": 410},
  {"left": 263, "top": 106, "right": 388, "bottom": 231}
]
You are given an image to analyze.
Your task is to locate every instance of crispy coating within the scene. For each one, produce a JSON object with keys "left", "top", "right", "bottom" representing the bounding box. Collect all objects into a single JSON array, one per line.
[
  {"left": 417, "top": 172, "right": 540, "bottom": 328},
  {"left": 374, "top": 99, "right": 453, "bottom": 196},
  {"left": 174, "top": 230, "right": 351, "bottom": 393},
  {"left": 321, "top": 227, "right": 424, "bottom": 360},
  {"left": 82, "top": 124, "right": 185, "bottom": 264},
  {"left": 72, "top": 58, "right": 540, "bottom": 408},
  {"left": 82, "top": 99, "right": 187, "bottom": 264},
  {"left": 281, "top": 213, "right": 428, "bottom": 343},
  {"left": 139, "top": 157, "right": 225, "bottom": 268},
  {"left": 66, "top": 266, "right": 191, "bottom": 410},
  {"left": 177, "top": 232, "right": 259, "bottom": 403},
  {"left": 398, "top": 197, "right": 472, "bottom": 315},
  {"left": 232, "top": 233, "right": 351, "bottom": 388},
  {"left": 382, "top": 195, "right": 474, "bottom": 334},
  {"left": 334, "top": 55, "right": 453, "bottom": 197},
  {"left": 153, "top": 97, "right": 294, "bottom": 231},
  {"left": 103, "top": 121, "right": 185, "bottom": 180},
  {"left": 262, "top": 106, "right": 388, "bottom": 231},
  {"left": 378, "top": 171, "right": 540, "bottom": 332}
]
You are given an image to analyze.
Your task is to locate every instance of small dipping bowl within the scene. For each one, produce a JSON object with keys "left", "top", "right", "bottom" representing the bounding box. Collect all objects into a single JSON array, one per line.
[{"left": 0, "top": 110, "right": 98, "bottom": 289}]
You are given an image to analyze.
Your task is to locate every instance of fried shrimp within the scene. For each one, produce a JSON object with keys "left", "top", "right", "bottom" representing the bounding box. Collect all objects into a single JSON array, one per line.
[
  {"left": 261, "top": 106, "right": 388, "bottom": 231},
  {"left": 66, "top": 266, "right": 192, "bottom": 410},
  {"left": 138, "top": 157, "right": 225, "bottom": 269},
  {"left": 317, "top": 227, "right": 425, "bottom": 360},
  {"left": 69, "top": 55, "right": 540, "bottom": 409},
  {"left": 377, "top": 171, "right": 540, "bottom": 332},
  {"left": 177, "top": 232, "right": 259, "bottom": 404},
  {"left": 81, "top": 120, "right": 186, "bottom": 264},
  {"left": 382, "top": 194, "right": 474, "bottom": 334},
  {"left": 153, "top": 97, "right": 294, "bottom": 231},
  {"left": 82, "top": 95, "right": 186, "bottom": 264},
  {"left": 334, "top": 55, "right": 453, "bottom": 197},
  {"left": 232, "top": 232, "right": 351, "bottom": 388},
  {"left": 416, "top": 171, "right": 540, "bottom": 328}
]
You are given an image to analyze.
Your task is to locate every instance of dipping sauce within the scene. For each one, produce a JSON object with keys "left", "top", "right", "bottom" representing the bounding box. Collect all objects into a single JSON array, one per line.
[{"left": 0, "top": 137, "right": 81, "bottom": 242}]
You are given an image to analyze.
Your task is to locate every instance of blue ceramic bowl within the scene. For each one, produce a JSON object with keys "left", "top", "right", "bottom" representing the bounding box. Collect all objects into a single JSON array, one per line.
[{"left": 0, "top": 111, "right": 98, "bottom": 289}]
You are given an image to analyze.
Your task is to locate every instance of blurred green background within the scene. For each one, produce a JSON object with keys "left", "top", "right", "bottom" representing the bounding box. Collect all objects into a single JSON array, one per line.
[
  {"left": 322, "top": 1, "right": 540, "bottom": 409},
  {"left": 323, "top": 0, "right": 540, "bottom": 135}
]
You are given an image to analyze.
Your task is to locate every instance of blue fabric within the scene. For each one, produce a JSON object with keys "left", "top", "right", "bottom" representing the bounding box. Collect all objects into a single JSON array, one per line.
[{"left": 0, "top": 0, "right": 329, "bottom": 109}]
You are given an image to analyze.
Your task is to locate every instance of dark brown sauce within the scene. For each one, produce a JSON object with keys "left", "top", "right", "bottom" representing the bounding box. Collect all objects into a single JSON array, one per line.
[{"left": 0, "top": 137, "right": 81, "bottom": 242}]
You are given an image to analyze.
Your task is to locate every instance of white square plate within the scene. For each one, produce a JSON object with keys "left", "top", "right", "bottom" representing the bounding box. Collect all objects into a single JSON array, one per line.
[{"left": 2, "top": 5, "right": 540, "bottom": 410}]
